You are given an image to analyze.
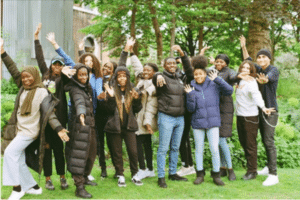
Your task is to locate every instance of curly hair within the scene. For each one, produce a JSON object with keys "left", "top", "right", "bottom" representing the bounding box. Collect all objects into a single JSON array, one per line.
[
  {"left": 78, "top": 53, "right": 102, "bottom": 78},
  {"left": 191, "top": 55, "right": 208, "bottom": 69}
]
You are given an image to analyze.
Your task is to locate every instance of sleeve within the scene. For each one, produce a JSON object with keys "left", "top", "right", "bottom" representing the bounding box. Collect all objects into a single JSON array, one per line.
[
  {"left": 186, "top": 90, "right": 197, "bottom": 113},
  {"left": 132, "top": 98, "right": 142, "bottom": 114},
  {"left": 181, "top": 52, "right": 194, "bottom": 81},
  {"left": 152, "top": 72, "right": 163, "bottom": 87},
  {"left": 249, "top": 80, "right": 265, "bottom": 109},
  {"left": 34, "top": 40, "right": 49, "bottom": 75},
  {"left": 104, "top": 96, "right": 117, "bottom": 115},
  {"left": 143, "top": 93, "right": 158, "bottom": 126},
  {"left": 228, "top": 68, "right": 238, "bottom": 83},
  {"left": 1, "top": 52, "right": 22, "bottom": 88},
  {"left": 265, "top": 67, "right": 279, "bottom": 83},
  {"left": 214, "top": 76, "right": 233, "bottom": 96},
  {"left": 130, "top": 55, "right": 143, "bottom": 78},
  {"left": 48, "top": 111, "right": 63, "bottom": 133},
  {"left": 118, "top": 51, "right": 128, "bottom": 67},
  {"left": 55, "top": 47, "right": 75, "bottom": 67},
  {"left": 96, "top": 77, "right": 103, "bottom": 97},
  {"left": 70, "top": 88, "right": 86, "bottom": 117},
  {"left": 246, "top": 57, "right": 262, "bottom": 73}
]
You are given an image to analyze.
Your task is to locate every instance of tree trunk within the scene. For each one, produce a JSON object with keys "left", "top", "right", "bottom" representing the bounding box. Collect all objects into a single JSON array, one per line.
[
  {"left": 198, "top": 25, "right": 203, "bottom": 55},
  {"left": 147, "top": 1, "right": 163, "bottom": 64},
  {"left": 170, "top": 3, "right": 176, "bottom": 57},
  {"left": 130, "top": 0, "right": 138, "bottom": 56}
]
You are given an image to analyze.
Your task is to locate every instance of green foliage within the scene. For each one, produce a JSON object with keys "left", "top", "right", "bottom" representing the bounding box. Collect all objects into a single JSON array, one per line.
[
  {"left": 1, "top": 78, "right": 19, "bottom": 94},
  {"left": 1, "top": 95, "right": 16, "bottom": 134},
  {"left": 1, "top": 101, "right": 15, "bottom": 113},
  {"left": 288, "top": 97, "right": 299, "bottom": 108},
  {"left": 276, "top": 119, "right": 295, "bottom": 140}
]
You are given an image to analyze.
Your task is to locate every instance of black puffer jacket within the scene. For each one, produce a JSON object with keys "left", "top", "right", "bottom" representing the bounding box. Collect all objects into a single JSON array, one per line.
[{"left": 64, "top": 68, "right": 95, "bottom": 175}]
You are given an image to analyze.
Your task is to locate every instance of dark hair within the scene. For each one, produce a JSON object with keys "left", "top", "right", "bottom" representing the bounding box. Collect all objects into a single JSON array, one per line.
[
  {"left": 144, "top": 63, "right": 159, "bottom": 72},
  {"left": 191, "top": 55, "right": 208, "bottom": 69},
  {"left": 78, "top": 53, "right": 102, "bottom": 78},
  {"left": 163, "top": 57, "right": 176, "bottom": 68},
  {"left": 111, "top": 61, "right": 118, "bottom": 72},
  {"left": 238, "top": 60, "right": 256, "bottom": 78},
  {"left": 73, "top": 63, "right": 93, "bottom": 95},
  {"left": 215, "top": 54, "right": 230, "bottom": 66},
  {"left": 43, "top": 57, "right": 65, "bottom": 81}
]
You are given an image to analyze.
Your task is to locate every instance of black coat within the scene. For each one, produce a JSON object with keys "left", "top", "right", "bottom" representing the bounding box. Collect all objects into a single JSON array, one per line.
[{"left": 64, "top": 79, "right": 95, "bottom": 175}]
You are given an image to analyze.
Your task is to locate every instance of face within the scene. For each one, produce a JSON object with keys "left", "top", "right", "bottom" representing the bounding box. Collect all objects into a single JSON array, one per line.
[
  {"left": 256, "top": 55, "right": 270, "bottom": 69},
  {"left": 117, "top": 71, "right": 127, "bottom": 87},
  {"left": 215, "top": 59, "right": 227, "bottom": 71},
  {"left": 143, "top": 65, "right": 155, "bottom": 80},
  {"left": 103, "top": 62, "right": 113, "bottom": 76},
  {"left": 21, "top": 71, "right": 35, "bottom": 87},
  {"left": 241, "top": 63, "right": 251, "bottom": 75},
  {"left": 194, "top": 69, "right": 207, "bottom": 84},
  {"left": 51, "top": 62, "right": 63, "bottom": 75},
  {"left": 164, "top": 58, "right": 177, "bottom": 73},
  {"left": 84, "top": 56, "right": 93, "bottom": 69},
  {"left": 77, "top": 68, "right": 88, "bottom": 84}
]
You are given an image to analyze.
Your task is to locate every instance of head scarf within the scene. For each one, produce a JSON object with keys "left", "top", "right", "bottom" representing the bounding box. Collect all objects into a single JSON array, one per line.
[{"left": 21, "top": 66, "right": 45, "bottom": 115}]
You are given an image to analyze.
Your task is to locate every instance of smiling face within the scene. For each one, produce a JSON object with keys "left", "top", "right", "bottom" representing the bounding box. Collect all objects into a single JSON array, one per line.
[
  {"left": 117, "top": 71, "right": 127, "bottom": 87},
  {"left": 256, "top": 54, "right": 270, "bottom": 69},
  {"left": 241, "top": 63, "right": 251, "bottom": 75},
  {"left": 194, "top": 69, "right": 207, "bottom": 84},
  {"left": 103, "top": 62, "right": 113, "bottom": 76},
  {"left": 84, "top": 56, "right": 93, "bottom": 69},
  {"left": 143, "top": 65, "right": 155, "bottom": 80},
  {"left": 51, "top": 61, "right": 63, "bottom": 76},
  {"left": 215, "top": 59, "right": 227, "bottom": 71},
  {"left": 77, "top": 68, "right": 88, "bottom": 84},
  {"left": 21, "top": 71, "right": 35, "bottom": 87},
  {"left": 164, "top": 58, "right": 177, "bottom": 74}
]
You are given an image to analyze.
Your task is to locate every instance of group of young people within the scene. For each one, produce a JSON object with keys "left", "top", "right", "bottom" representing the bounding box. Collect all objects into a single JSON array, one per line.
[{"left": 1, "top": 22, "right": 279, "bottom": 199}]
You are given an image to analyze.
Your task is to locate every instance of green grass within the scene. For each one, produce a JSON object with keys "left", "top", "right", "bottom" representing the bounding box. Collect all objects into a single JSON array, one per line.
[
  {"left": 1, "top": 158, "right": 300, "bottom": 199},
  {"left": 277, "top": 77, "right": 300, "bottom": 99}
]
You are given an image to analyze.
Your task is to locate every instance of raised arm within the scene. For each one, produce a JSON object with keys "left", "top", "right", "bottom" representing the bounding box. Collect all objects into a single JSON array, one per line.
[
  {"left": 208, "top": 70, "right": 233, "bottom": 96},
  {"left": 172, "top": 45, "right": 194, "bottom": 81},
  {"left": 199, "top": 45, "right": 210, "bottom": 56},
  {"left": 240, "top": 35, "right": 250, "bottom": 60},
  {"left": 34, "top": 23, "right": 48, "bottom": 75},
  {"left": 46, "top": 32, "right": 75, "bottom": 67},
  {"left": 1, "top": 37, "right": 22, "bottom": 88},
  {"left": 118, "top": 37, "right": 136, "bottom": 67},
  {"left": 130, "top": 53, "right": 143, "bottom": 78}
]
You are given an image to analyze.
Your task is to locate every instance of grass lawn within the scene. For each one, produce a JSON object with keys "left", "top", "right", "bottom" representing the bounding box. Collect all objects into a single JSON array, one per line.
[{"left": 1, "top": 159, "right": 300, "bottom": 199}]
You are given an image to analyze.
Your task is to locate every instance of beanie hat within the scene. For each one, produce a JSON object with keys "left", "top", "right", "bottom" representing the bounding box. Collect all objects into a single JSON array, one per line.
[
  {"left": 215, "top": 54, "right": 230, "bottom": 66},
  {"left": 256, "top": 49, "right": 272, "bottom": 60}
]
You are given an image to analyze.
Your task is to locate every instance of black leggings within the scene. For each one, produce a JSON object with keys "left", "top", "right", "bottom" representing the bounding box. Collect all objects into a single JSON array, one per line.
[
  {"left": 179, "top": 112, "right": 193, "bottom": 167},
  {"left": 136, "top": 134, "right": 153, "bottom": 171}
]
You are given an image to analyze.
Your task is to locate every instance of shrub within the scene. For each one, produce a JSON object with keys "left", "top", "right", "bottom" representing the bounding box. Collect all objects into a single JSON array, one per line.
[
  {"left": 276, "top": 119, "right": 295, "bottom": 140},
  {"left": 1, "top": 78, "right": 19, "bottom": 94},
  {"left": 288, "top": 98, "right": 299, "bottom": 108}
]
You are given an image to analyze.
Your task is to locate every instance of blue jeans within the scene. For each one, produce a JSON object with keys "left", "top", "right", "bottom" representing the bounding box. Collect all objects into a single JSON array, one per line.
[
  {"left": 157, "top": 112, "right": 184, "bottom": 178},
  {"left": 193, "top": 127, "right": 220, "bottom": 172},
  {"left": 219, "top": 137, "right": 233, "bottom": 169}
]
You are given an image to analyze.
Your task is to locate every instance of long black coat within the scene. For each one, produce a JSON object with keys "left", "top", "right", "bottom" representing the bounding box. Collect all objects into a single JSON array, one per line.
[{"left": 64, "top": 79, "right": 95, "bottom": 175}]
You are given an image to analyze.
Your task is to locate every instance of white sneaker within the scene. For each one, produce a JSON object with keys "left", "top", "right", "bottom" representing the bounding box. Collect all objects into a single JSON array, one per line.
[
  {"left": 263, "top": 174, "right": 279, "bottom": 186},
  {"left": 88, "top": 175, "right": 95, "bottom": 181},
  {"left": 26, "top": 187, "right": 42, "bottom": 195},
  {"left": 132, "top": 174, "right": 143, "bottom": 186},
  {"left": 257, "top": 166, "right": 269, "bottom": 176},
  {"left": 187, "top": 166, "right": 196, "bottom": 175},
  {"left": 137, "top": 169, "right": 148, "bottom": 180},
  {"left": 177, "top": 166, "right": 190, "bottom": 176},
  {"left": 8, "top": 190, "right": 25, "bottom": 200},
  {"left": 147, "top": 169, "right": 155, "bottom": 177},
  {"left": 118, "top": 176, "right": 126, "bottom": 187}
]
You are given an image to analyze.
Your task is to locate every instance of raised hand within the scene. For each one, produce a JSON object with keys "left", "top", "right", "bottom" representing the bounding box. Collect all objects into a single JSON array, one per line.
[
  {"left": 209, "top": 56, "right": 215, "bottom": 65},
  {"left": 184, "top": 84, "right": 194, "bottom": 93},
  {"left": 171, "top": 45, "right": 184, "bottom": 56},
  {"left": 156, "top": 75, "right": 166, "bottom": 87},
  {"left": 79, "top": 38, "right": 85, "bottom": 51},
  {"left": 208, "top": 69, "right": 218, "bottom": 81},
  {"left": 200, "top": 45, "right": 211, "bottom": 55},
  {"left": 124, "top": 37, "right": 136, "bottom": 52},
  {"left": 34, "top": 23, "right": 42, "bottom": 40},
  {"left": 240, "top": 35, "right": 246, "bottom": 48},
  {"left": 58, "top": 128, "right": 69, "bottom": 142},
  {"left": 104, "top": 83, "right": 114, "bottom": 97},
  {"left": 46, "top": 32, "right": 56, "bottom": 45},
  {"left": 80, "top": 114, "right": 86, "bottom": 126},
  {"left": 256, "top": 73, "right": 269, "bottom": 84},
  {"left": 61, "top": 66, "right": 76, "bottom": 78},
  {"left": 262, "top": 107, "right": 276, "bottom": 116},
  {"left": 130, "top": 89, "right": 139, "bottom": 99}
]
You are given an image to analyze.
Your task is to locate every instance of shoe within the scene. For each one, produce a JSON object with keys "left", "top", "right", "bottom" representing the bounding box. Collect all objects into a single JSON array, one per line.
[
  {"left": 243, "top": 172, "right": 257, "bottom": 180},
  {"left": 132, "top": 174, "right": 143, "bottom": 186},
  {"left": 158, "top": 178, "right": 167, "bottom": 188},
  {"left": 228, "top": 169, "right": 236, "bottom": 181},
  {"left": 87, "top": 175, "right": 95, "bottom": 181},
  {"left": 211, "top": 171, "right": 225, "bottom": 186},
  {"left": 60, "top": 178, "right": 69, "bottom": 190},
  {"left": 188, "top": 166, "right": 196, "bottom": 175},
  {"left": 177, "top": 166, "right": 190, "bottom": 176},
  {"left": 262, "top": 174, "right": 279, "bottom": 186},
  {"left": 101, "top": 169, "right": 107, "bottom": 178},
  {"left": 220, "top": 167, "right": 227, "bottom": 177},
  {"left": 84, "top": 179, "right": 98, "bottom": 186},
  {"left": 193, "top": 170, "right": 205, "bottom": 185},
  {"left": 257, "top": 166, "right": 269, "bottom": 176},
  {"left": 147, "top": 169, "right": 155, "bottom": 177},
  {"left": 168, "top": 173, "right": 188, "bottom": 181},
  {"left": 137, "top": 169, "right": 148, "bottom": 180},
  {"left": 8, "top": 190, "right": 25, "bottom": 200},
  {"left": 45, "top": 180, "right": 55, "bottom": 190},
  {"left": 118, "top": 176, "right": 126, "bottom": 187},
  {"left": 26, "top": 187, "right": 42, "bottom": 195},
  {"left": 75, "top": 185, "right": 92, "bottom": 198}
]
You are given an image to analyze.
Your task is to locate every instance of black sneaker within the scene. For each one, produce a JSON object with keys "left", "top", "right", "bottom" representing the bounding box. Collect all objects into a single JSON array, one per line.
[
  {"left": 60, "top": 178, "right": 69, "bottom": 190},
  {"left": 45, "top": 180, "right": 55, "bottom": 190},
  {"left": 168, "top": 173, "right": 188, "bottom": 181}
]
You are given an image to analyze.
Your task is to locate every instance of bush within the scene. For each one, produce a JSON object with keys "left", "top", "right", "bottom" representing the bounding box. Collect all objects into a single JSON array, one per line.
[
  {"left": 276, "top": 119, "right": 295, "bottom": 140},
  {"left": 1, "top": 78, "right": 19, "bottom": 94},
  {"left": 288, "top": 98, "right": 299, "bottom": 108}
]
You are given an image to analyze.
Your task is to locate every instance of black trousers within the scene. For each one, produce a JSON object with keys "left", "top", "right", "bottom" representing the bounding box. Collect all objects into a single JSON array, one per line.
[
  {"left": 179, "top": 112, "right": 193, "bottom": 167},
  {"left": 237, "top": 116, "right": 259, "bottom": 173},
  {"left": 107, "top": 130, "right": 138, "bottom": 177},
  {"left": 136, "top": 134, "right": 153, "bottom": 171},
  {"left": 259, "top": 110, "right": 278, "bottom": 175}
]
